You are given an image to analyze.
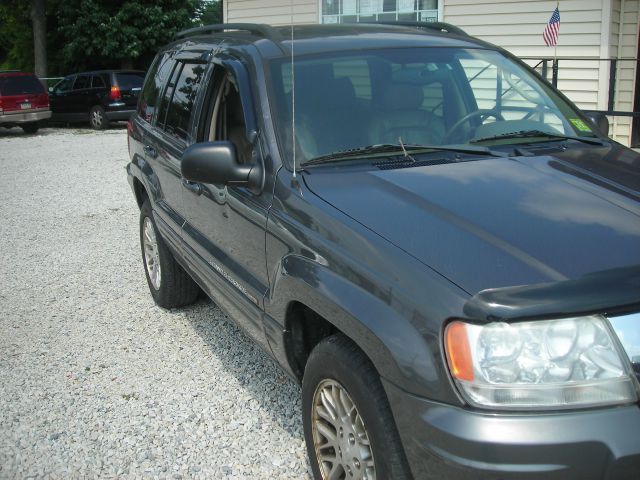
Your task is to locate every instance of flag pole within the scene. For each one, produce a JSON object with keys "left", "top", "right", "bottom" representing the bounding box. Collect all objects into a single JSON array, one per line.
[{"left": 553, "top": 0, "right": 559, "bottom": 87}]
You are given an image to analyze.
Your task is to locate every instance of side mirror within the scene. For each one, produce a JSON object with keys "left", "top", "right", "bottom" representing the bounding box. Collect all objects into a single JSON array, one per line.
[
  {"left": 181, "top": 141, "right": 264, "bottom": 194},
  {"left": 585, "top": 112, "right": 609, "bottom": 137}
]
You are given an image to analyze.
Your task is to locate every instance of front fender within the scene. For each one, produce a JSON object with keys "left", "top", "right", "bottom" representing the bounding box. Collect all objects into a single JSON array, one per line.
[{"left": 264, "top": 253, "right": 464, "bottom": 405}]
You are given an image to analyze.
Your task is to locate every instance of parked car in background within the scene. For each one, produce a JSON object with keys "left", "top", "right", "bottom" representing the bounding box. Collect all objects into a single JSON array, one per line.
[
  {"left": 0, "top": 71, "right": 51, "bottom": 134},
  {"left": 49, "top": 70, "right": 144, "bottom": 129}
]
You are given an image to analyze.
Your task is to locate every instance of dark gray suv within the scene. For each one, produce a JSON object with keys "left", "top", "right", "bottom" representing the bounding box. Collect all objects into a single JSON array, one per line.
[
  {"left": 127, "top": 23, "right": 640, "bottom": 479},
  {"left": 50, "top": 70, "right": 144, "bottom": 129}
]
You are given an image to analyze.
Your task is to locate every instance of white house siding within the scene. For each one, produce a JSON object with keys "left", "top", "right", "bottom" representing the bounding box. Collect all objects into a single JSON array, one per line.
[
  {"left": 225, "top": 0, "right": 319, "bottom": 25},
  {"left": 610, "top": 0, "right": 639, "bottom": 145}
]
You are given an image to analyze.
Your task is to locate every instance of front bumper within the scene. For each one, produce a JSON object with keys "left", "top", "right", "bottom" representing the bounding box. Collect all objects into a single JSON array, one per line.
[
  {"left": 0, "top": 109, "right": 51, "bottom": 125},
  {"left": 384, "top": 379, "right": 640, "bottom": 479}
]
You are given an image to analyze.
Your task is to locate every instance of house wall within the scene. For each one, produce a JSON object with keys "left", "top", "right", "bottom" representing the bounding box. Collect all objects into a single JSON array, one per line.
[
  {"left": 224, "top": 0, "right": 319, "bottom": 25},
  {"left": 609, "top": 0, "right": 639, "bottom": 146}
]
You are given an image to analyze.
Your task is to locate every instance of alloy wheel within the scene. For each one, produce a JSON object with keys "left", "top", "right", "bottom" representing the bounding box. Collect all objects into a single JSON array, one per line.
[
  {"left": 142, "top": 217, "right": 161, "bottom": 290},
  {"left": 311, "top": 379, "right": 375, "bottom": 480},
  {"left": 90, "top": 109, "right": 103, "bottom": 128}
]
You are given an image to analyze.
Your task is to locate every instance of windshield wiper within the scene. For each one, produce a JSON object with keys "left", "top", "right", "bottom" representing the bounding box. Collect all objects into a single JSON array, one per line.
[
  {"left": 303, "top": 143, "right": 508, "bottom": 166},
  {"left": 471, "top": 129, "right": 607, "bottom": 146}
]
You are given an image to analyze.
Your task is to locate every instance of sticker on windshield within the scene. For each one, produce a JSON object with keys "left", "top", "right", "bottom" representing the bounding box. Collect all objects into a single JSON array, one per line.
[{"left": 569, "top": 118, "right": 592, "bottom": 132}]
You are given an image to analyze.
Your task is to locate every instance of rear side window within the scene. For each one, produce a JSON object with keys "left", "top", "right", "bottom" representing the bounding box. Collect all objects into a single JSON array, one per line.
[
  {"left": 0, "top": 75, "right": 45, "bottom": 96},
  {"left": 73, "top": 75, "right": 91, "bottom": 90},
  {"left": 160, "top": 62, "right": 206, "bottom": 141},
  {"left": 138, "top": 53, "right": 176, "bottom": 123},
  {"left": 116, "top": 73, "right": 144, "bottom": 90},
  {"left": 91, "top": 75, "right": 106, "bottom": 88}
]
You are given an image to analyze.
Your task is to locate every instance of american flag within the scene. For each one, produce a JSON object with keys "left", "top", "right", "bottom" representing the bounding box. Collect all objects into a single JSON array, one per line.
[{"left": 543, "top": 7, "right": 561, "bottom": 46}]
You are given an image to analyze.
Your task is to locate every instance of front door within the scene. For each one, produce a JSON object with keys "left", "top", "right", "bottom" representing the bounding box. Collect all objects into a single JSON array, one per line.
[{"left": 181, "top": 63, "right": 273, "bottom": 351}]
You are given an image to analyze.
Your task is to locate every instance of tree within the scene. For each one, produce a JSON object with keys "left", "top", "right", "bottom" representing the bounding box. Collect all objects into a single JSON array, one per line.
[
  {"left": 30, "top": 0, "right": 47, "bottom": 76},
  {"left": 0, "top": 1, "right": 33, "bottom": 72},
  {"left": 56, "top": 0, "right": 201, "bottom": 71},
  {"left": 197, "top": 0, "right": 223, "bottom": 26}
]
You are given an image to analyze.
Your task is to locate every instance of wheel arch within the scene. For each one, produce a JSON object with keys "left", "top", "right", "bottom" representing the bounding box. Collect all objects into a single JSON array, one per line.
[{"left": 268, "top": 255, "right": 444, "bottom": 398}]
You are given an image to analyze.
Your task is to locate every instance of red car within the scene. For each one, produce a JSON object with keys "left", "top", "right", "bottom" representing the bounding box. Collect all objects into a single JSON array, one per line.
[{"left": 0, "top": 71, "right": 51, "bottom": 134}]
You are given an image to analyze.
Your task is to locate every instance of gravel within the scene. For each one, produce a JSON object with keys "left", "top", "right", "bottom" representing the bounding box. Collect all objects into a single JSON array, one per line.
[{"left": 0, "top": 126, "right": 312, "bottom": 479}]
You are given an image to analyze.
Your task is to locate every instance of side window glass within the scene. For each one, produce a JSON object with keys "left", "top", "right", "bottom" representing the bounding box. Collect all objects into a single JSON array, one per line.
[
  {"left": 55, "top": 77, "right": 74, "bottom": 93},
  {"left": 73, "top": 75, "right": 91, "bottom": 90},
  {"left": 156, "top": 63, "right": 182, "bottom": 130},
  {"left": 138, "top": 53, "right": 175, "bottom": 124},
  {"left": 163, "top": 62, "right": 206, "bottom": 141},
  {"left": 91, "top": 75, "right": 106, "bottom": 88},
  {"left": 213, "top": 73, "right": 251, "bottom": 164}
]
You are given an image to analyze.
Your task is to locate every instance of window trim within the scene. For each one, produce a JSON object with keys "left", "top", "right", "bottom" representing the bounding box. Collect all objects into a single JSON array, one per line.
[{"left": 317, "top": 0, "right": 442, "bottom": 24}]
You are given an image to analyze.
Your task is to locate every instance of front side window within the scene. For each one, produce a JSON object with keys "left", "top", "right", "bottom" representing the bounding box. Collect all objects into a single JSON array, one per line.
[
  {"left": 269, "top": 47, "right": 596, "bottom": 162},
  {"left": 54, "top": 76, "right": 74, "bottom": 93},
  {"left": 321, "top": 0, "right": 438, "bottom": 24}
]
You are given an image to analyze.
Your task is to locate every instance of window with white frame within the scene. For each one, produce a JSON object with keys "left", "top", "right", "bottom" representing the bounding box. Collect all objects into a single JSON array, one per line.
[{"left": 320, "top": 0, "right": 439, "bottom": 24}]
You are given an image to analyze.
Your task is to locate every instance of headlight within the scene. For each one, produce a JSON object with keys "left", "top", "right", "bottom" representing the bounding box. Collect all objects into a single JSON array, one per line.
[{"left": 444, "top": 316, "right": 638, "bottom": 409}]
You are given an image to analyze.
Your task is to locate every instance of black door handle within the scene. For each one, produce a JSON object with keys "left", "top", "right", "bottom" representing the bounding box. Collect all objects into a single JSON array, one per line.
[
  {"left": 143, "top": 145, "right": 158, "bottom": 159},
  {"left": 182, "top": 178, "right": 202, "bottom": 195}
]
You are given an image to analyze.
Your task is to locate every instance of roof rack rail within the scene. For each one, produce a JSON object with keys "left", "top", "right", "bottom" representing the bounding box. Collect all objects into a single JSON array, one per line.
[
  {"left": 175, "top": 23, "right": 283, "bottom": 42},
  {"left": 376, "top": 21, "right": 467, "bottom": 36}
]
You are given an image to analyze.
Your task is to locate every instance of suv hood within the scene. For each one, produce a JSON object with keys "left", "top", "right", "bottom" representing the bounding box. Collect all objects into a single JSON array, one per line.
[{"left": 303, "top": 144, "right": 640, "bottom": 294}]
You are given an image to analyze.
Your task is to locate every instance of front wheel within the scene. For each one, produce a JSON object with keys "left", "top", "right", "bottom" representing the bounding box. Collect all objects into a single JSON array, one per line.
[
  {"left": 89, "top": 105, "right": 110, "bottom": 130},
  {"left": 139, "top": 199, "right": 199, "bottom": 308},
  {"left": 302, "top": 334, "right": 413, "bottom": 480}
]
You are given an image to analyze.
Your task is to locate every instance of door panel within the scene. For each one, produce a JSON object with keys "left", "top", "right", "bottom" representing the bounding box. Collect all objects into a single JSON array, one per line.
[{"left": 180, "top": 64, "right": 273, "bottom": 349}]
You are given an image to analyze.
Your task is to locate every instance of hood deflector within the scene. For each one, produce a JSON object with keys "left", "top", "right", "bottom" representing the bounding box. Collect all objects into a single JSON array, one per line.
[{"left": 463, "top": 266, "right": 640, "bottom": 322}]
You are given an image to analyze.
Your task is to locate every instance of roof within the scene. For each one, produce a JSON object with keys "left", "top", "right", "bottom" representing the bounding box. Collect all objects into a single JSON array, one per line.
[{"left": 173, "top": 23, "right": 496, "bottom": 59}]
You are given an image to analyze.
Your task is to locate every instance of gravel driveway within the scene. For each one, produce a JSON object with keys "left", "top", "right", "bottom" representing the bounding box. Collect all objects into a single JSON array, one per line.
[{"left": 0, "top": 127, "right": 311, "bottom": 479}]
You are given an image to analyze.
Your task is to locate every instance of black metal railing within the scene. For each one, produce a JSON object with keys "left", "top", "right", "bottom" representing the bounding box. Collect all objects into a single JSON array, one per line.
[{"left": 523, "top": 57, "right": 640, "bottom": 146}]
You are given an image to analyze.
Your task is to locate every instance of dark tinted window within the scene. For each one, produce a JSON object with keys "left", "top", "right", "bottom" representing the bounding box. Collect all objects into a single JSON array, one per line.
[
  {"left": 91, "top": 75, "right": 106, "bottom": 88},
  {"left": 162, "top": 62, "right": 206, "bottom": 140},
  {"left": 54, "top": 76, "right": 74, "bottom": 93},
  {"left": 0, "top": 74, "right": 45, "bottom": 96},
  {"left": 116, "top": 72, "right": 144, "bottom": 90},
  {"left": 138, "top": 53, "right": 175, "bottom": 123},
  {"left": 156, "top": 63, "right": 181, "bottom": 129},
  {"left": 73, "top": 75, "right": 91, "bottom": 90}
]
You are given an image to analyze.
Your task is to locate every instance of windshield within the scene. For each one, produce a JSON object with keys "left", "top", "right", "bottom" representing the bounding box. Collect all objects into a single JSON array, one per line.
[{"left": 268, "top": 47, "right": 597, "bottom": 164}]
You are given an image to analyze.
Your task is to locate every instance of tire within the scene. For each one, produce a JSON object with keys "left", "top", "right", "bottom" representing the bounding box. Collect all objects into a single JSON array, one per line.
[
  {"left": 89, "top": 105, "right": 110, "bottom": 130},
  {"left": 139, "top": 199, "right": 199, "bottom": 308},
  {"left": 302, "top": 334, "right": 413, "bottom": 480},
  {"left": 21, "top": 122, "right": 39, "bottom": 134}
]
